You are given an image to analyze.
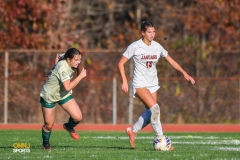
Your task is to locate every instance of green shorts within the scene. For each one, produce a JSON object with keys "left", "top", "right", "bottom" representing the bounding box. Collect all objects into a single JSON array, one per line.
[{"left": 40, "top": 95, "right": 73, "bottom": 108}]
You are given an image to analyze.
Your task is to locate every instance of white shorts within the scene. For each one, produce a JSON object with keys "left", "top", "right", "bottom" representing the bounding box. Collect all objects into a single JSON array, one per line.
[{"left": 132, "top": 85, "right": 160, "bottom": 98}]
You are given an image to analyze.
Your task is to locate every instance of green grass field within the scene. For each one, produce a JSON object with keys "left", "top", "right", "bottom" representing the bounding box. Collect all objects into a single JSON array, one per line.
[{"left": 0, "top": 130, "right": 239, "bottom": 160}]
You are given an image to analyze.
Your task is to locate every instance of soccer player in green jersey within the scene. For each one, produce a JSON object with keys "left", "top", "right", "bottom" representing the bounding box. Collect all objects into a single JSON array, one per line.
[{"left": 40, "top": 48, "right": 87, "bottom": 150}]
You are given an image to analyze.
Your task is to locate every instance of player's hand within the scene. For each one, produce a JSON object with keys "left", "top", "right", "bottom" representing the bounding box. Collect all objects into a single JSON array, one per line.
[
  {"left": 55, "top": 53, "right": 65, "bottom": 64},
  {"left": 79, "top": 67, "right": 87, "bottom": 79},
  {"left": 183, "top": 73, "right": 195, "bottom": 84},
  {"left": 55, "top": 54, "right": 61, "bottom": 64},
  {"left": 122, "top": 82, "right": 129, "bottom": 94}
]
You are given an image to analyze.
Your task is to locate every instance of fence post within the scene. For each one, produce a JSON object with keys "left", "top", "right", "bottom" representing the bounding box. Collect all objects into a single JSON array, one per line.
[
  {"left": 4, "top": 51, "right": 9, "bottom": 124},
  {"left": 113, "top": 76, "right": 117, "bottom": 124},
  {"left": 129, "top": 59, "right": 133, "bottom": 124}
]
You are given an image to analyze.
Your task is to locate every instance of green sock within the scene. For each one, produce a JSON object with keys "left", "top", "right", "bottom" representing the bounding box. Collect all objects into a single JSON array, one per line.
[
  {"left": 66, "top": 117, "right": 79, "bottom": 129},
  {"left": 42, "top": 127, "right": 52, "bottom": 144}
]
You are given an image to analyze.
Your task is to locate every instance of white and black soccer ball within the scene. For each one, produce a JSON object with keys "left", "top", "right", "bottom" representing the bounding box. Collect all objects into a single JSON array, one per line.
[{"left": 153, "top": 135, "right": 172, "bottom": 151}]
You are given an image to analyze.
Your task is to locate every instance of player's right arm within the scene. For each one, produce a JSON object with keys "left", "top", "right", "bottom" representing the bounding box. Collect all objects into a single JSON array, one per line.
[
  {"left": 55, "top": 54, "right": 61, "bottom": 64},
  {"left": 118, "top": 56, "right": 129, "bottom": 94},
  {"left": 55, "top": 53, "right": 65, "bottom": 64}
]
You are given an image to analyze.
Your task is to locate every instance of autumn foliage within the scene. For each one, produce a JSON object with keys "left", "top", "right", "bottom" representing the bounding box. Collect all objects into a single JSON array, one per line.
[
  {"left": 0, "top": 0, "right": 86, "bottom": 49},
  {"left": 0, "top": 0, "right": 239, "bottom": 51},
  {"left": 0, "top": 0, "right": 239, "bottom": 124}
]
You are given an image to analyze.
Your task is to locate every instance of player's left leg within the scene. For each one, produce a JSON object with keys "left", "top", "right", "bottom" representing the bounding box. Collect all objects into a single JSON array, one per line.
[
  {"left": 60, "top": 97, "right": 82, "bottom": 140},
  {"left": 136, "top": 89, "right": 174, "bottom": 151},
  {"left": 132, "top": 91, "right": 157, "bottom": 133},
  {"left": 135, "top": 88, "right": 163, "bottom": 137}
]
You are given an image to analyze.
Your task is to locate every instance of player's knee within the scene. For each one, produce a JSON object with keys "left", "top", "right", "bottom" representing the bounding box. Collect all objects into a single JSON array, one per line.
[
  {"left": 73, "top": 114, "right": 82, "bottom": 122},
  {"left": 44, "top": 123, "right": 54, "bottom": 131},
  {"left": 74, "top": 117, "right": 82, "bottom": 122}
]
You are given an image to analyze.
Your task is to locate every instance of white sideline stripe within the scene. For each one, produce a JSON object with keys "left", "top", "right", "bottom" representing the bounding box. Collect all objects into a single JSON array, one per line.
[
  {"left": 90, "top": 136, "right": 240, "bottom": 152},
  {"left": 173, "top": 140, "right": 240, "bottom": 145},
  {"left": 90, "top": 136, "right": 240, "bottom": 145},
  {"left": 217, "top": 147, "right": 240, "bottom": 151},
  {"left": 91, "top": 135, "right": 233, "bottom": 140}
]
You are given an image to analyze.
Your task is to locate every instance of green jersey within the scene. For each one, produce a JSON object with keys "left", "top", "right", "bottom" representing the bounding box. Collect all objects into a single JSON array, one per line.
[{"left": 40, "top": 60, "right": 75, "bottom": 103}]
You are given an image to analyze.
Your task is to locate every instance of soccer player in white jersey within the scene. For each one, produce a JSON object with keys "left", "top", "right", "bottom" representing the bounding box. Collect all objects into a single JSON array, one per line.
[
  {"left": 40, "top": 48, "right": 87, "bottom": 150},
  {"left": 118, "top": 21, "right": 195, "bottom": 150}
]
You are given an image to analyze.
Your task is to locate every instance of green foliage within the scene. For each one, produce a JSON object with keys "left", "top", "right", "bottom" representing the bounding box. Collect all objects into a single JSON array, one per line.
[
  {"left": 184, "top": 36, "right": 197, "bottom": 46},
  {"left": 0, "top": 130, "right": 239, "bottom": 160},
  {"left": 201, "top": 50, "right": 207, "bottom": 60},
  {"left": 171, "top": 40, "right": 183, "bottom": 49}
]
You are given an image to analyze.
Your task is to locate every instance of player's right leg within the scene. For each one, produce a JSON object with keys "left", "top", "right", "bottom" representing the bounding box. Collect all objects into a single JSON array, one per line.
[
  {"left": 132, "top": 108, "right": 151, "bottom": 132},
  {"left": 40, "top": 97, "right": 56, "bottom": 151},
  {"left": 126, "top": 89, "right": 157, "bottom": 148},
  {"left": 126, "top": 108, "right": 151, "bottom": 148}
]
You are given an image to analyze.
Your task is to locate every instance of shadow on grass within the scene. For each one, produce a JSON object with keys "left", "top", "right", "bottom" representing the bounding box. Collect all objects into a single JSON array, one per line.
[
  {"left": 54, "top": 145, "right": 132, "bottom": 150},
  {"left": 11, "top": 145, "right": 134, "bottom": 151}
]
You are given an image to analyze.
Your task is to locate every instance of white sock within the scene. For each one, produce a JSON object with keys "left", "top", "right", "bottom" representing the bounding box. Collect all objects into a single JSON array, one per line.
[
  {"left": 132, "top": 108, "right": 151, "bottom": 133},
  {"left": 150, "top": 104, "right": 163, "bottom": 137}
]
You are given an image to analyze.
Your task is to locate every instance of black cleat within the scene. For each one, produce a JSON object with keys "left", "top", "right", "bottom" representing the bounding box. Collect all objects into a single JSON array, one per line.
[{"left": 42, "top": 143, "right": 51, "bottom": 151}]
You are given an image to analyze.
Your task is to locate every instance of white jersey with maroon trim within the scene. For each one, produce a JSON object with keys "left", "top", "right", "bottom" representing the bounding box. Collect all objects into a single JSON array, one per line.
[{"left": 123, "top": 39, "right": 168, "bottom": 87}]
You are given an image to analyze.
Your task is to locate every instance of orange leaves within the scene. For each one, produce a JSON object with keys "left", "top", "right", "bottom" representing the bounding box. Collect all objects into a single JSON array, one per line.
[{"left": 0, "top": 0, "right": 76, "bottom": 49}]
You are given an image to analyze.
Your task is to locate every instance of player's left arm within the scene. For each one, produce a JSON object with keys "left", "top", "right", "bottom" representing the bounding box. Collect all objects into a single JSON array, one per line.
[
  {"left": 164, "top": 55, "right": 195, "bottom": 84},
  {"left": 62, "top": 67, "right": 87, "bottom": 92}
]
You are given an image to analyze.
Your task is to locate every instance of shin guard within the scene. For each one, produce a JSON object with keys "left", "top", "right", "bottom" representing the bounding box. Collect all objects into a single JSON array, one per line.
[
  {"left": 150, "top": 104, "right": 163, "bottom": 137},
  {"left": 66, "top": 117, "right": 79, "bottom": 129}
]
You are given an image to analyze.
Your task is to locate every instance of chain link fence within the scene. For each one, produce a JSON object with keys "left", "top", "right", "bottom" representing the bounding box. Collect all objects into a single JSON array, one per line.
[{"left": 0, "top": 50, "right": 239, "bottom": 124}]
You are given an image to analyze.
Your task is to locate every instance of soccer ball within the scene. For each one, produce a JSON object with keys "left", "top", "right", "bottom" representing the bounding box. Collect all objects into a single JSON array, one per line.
[{"left": 153, "top": 135, "right": 172, "bottom": 151}]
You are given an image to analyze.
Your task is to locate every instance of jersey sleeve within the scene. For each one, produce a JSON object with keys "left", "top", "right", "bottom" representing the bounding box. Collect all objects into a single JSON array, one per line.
[
  {"left": 122, "top": 43, "right": 136, "bottom": 59},
  {"left": 153, "top": 41, "right": 168, "bottom": 58},
  {"left": 58, "top": 66, "right": 71, "bottom": 82},
  {"left": 161, "top": 48, "right": 168, "bottom": 57}
]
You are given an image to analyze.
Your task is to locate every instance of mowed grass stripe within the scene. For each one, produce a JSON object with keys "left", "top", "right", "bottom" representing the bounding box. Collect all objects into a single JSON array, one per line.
[{"left": 0, "top": 130, "right": 239, "bottom": 160}]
